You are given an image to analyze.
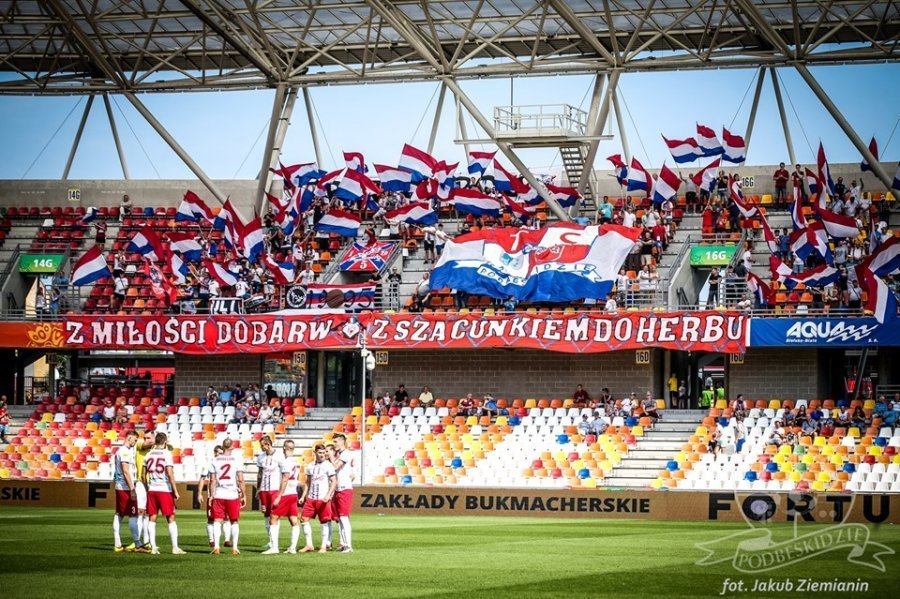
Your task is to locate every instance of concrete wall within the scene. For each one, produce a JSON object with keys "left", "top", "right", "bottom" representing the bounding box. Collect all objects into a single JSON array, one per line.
[
  {"left": 0, "top": 179, "right": 268, "bottom": 217},
  {"left": 173, "top": 353, "right": 264, "bottom": 399},
  {"left": 371, "top": 348, "right": 655, "bottom": 400},
  {"left": 728, "top": 347, "right": 820, "bottom": 400}
]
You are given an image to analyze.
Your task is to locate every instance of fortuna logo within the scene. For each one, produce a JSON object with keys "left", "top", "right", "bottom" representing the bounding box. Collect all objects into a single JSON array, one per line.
[{"left": 785, "top": 321, "right": 879, "bottom": 343}]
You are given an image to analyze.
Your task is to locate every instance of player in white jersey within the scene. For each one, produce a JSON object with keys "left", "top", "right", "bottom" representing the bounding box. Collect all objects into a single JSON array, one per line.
[
  {"left": 141, "top": 432, "right": 185, "bottom": 555},
  {"left": 112, "top": 430, "right": 142, "bottom": 552},
  {"left": 331, "top": 433, "right": 356, "bottom": 553},
  {"left": 209, "top": 443, "right": 246, "bottom": 555},
  {"left": 299, "top": 444, "right": 336, "bottom": 553},
  {"left": 133, "top": 429, "right": 156, "bottom": 548},
  {"left": 262, "top": 440, "right": 301, "bottom": 554},
  {"left": 255, "top": 436, "right": 283, "bottom": 550},
  {"left": 198, "top": 445, "right": 224, "bottom": 546}
]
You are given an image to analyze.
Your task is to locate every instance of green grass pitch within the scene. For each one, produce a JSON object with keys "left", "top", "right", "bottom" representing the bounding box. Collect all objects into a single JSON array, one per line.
[{"left": 1, "top": 507, "right": 899, "bottom": 598}]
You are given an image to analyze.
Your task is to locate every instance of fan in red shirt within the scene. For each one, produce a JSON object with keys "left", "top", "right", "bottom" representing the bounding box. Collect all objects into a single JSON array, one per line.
[{"left": 773, "top": 162, "right": 789, "bottom": 207}]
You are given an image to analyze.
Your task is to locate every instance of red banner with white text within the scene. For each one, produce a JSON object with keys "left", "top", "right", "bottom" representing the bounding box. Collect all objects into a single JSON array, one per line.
[{"left": 0, "top": 311, "right": 748, "bottom": 355}]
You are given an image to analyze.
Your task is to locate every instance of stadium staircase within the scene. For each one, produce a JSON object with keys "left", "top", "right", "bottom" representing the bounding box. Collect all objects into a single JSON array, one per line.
[
  {"left": 601, "top": 409, "right": 708, "bottom": 488},
  {"left": 279, "top": 407, "right": 349, "bottom": 453},
  {"left": 559, "top": 146, "right": 596, "bottom": 213}
]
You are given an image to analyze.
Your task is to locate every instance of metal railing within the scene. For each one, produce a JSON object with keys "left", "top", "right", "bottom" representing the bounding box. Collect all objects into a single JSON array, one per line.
[{"left": 493, "top": 104, "right": 588, "bottom": 136}]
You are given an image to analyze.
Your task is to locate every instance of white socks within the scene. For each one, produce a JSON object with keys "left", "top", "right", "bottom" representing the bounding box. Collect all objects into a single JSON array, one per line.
[
  {"left": 269, "top": 522, "right": 280, "bottom": 551},
  {"left": 223, "top": 520, "right": 232, "bottom": 543},
  {"left": 128, "top": 517, "right": 140, "bottom": 544},
  {"left": 139, "top": 514, "right": 149, "bottom": 545},
  {"left": 148, "top": 521, "right": 157, "bottom": 551},
  {"left": 206, "top": 523, "right": 214, "bottom": 543},
  {"left": 231, "top": 523, "right": 240, "bottom": 551},
  {"left": 289, "top": 524, "right": 300, "bottom": 551},
  {"left": 339, "top": 516, "right": 352, "bottom": 549},
  {"left": 302, "top": 521, "right": 313, "bottom": 547},
  {"left": 264, "top": 516, "right": 270, "bottom": 538},
  {"left": 321, "top": 521, "right": 331, "bottom": 548},
  {"left": 113, "top": 514, "right": 121, "bottom": 547},
  {"left": 213, "top": 521, "right": 222, "bottom": 550},
  {"left": 168, "top": 522, "right": 179, "bottom": 550}
]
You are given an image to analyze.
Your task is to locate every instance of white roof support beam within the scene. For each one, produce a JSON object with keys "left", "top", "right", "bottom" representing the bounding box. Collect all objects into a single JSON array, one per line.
[
  {"left": 548, "top": 0, "right": 617, "bottom": 66},
  {"left": 742, "top": 67, "right": 767, "bottom": 156},
  {"left": 62, "top": 94, "right": 95, "bottom": 180},
  {"left": 769, "top": 68, "right": 797, "bottom": 167},
  {"left": 102, "top": 93, "right": 130, "bottom": 179},
  {"left": 577, "top": 70, "right": 620, "bottom": 196},
  {"left": 255, "top": 83, "right": 288, "bottom": 214}
]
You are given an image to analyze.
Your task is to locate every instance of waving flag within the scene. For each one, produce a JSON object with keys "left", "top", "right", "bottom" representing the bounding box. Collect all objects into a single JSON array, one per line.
[
  {"left": 316, "top": 209, "right": 361, "bottom": 237},
  {"left": 412, "top": 178, "right": 439, "bottom": 202},
  {"left": 790, "top": 221, "right": 832, "bottom": 263},
  {"left": 315, "top": 168, "right": 344, "bottom": 194},
  {"left": 127, "top": 226, "right": 165, "bottom": 262},
  {"left": 626, "top": 157, "right": 652, "bottom": 192},
  {"left": 493, "top": 160, "right": 518, "bottom": 193},
  {"left": 168, "top": 251, "right": 190, "bottom": 284},
  {"left": 384, "top": 202, "right": 438, "bottom": 226},
  {"left": 817, "top": 143, "right": 837, "bottom": 198},
  {"left": 760, "top": 213, "right": 780, "bottom": 255},
  {"left": 176, "top": 191, "right": 214, "bottom": 223},
  {"left": 261, "top": 252, "right": 295, "bottom": 285},
  {"left": 746, "top": 272, "right": 772, "bottom": 306},
  {"left": 860, "top": 137, "right": 878, "bottom": 172},
  {"left": 374, "top": 164, "right": 412, "bottom": 193},
  {"left": 861, "top": 236, "right": 900, "bottom": 278},
  {"left": 721, "top": 128, "right": 746, "bottom": 163},
  {"left": 399, "top": 143, "right": 439, "bottom": 181},
  {"left": 607, "top": 154, "right": 628, "bottom": 185},
  {"left": 817, "top": 208, "right": 860, "bottom": 238},
  {"left": 856, "top": 265, "right": 897, "bottom": 324},
  {"left": 339, "top": 241, "right": 396, "bottom": 272},
  {"left": 144, "top": 260, "right": 176, "bottom": 305},
  {"left": 434, "top": 161, "right": 458, "bottom": 200},
  {"left": 451, "top": 188, "right": 502, "bottom": 217},
  {"left": 167, "top": 231, "right": 203, "bottom": 262},
  {"left": 431, "top": 223, "right": 643, "bottom": 302},
  {"left": 652, "top": 163, "right": 681, "bottom": 204},
  {"left": 236, "top": 217, "right": 265, "bottom": 262},
  {"left": 781, "top": 264, "right": 840, "bottom": 290},
  {"left": 504, "top": 196, "right": 535, "bottom": 222},
  {"left": 789, "top": 194, "right": 806, "bottom": 231},
  {"left": 729, "top": 176, "right": 757, "bottom": 218},
  {"left": 204, "top": 259, "right": 238, "bottom": 287},
  {"left": 71, "top": 245, "right": 111, "bottom": 286},
  {"left": 81, "top": 207, "right": 98, "bottom": 224},
  {"left": 335, "top": 169, "right": 382, "bottom": 203},
  {"left": 274, "top": 162, "right": 326, "bottom": 186},
  {"left": 696, "top": 124, "right": 724, "bottom": 156},
  {"left": 804, "top": 168, "right": 820, "bottom": 198},
  {"left": 662, "top": 136, "right": 701, "bottom": 163},
  {"left": 769, "top": 255, "right": 793, "bottom": 281},
  {"left": 546, "top": 184, "right": 581, "bottom": 208},
  {"left": 343, "top": 151, "right": 367, "bottom": 173},
  {"left": 691, "top": 158, "right": 721, "bottom": 192},
  {"left": 468, "top": 150, "right": 497, "bottom": 175},
  {"left": 516, "top": 184, "right": 541, "bottom": 206}
]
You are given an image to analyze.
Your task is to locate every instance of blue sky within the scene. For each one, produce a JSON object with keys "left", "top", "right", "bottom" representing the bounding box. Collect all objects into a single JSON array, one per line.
[{"left": 0, "top": 64, "right": 897, "bottom": 180}]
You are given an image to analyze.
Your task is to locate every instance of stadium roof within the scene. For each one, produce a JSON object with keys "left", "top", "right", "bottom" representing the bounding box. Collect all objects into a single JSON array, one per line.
[{"left": 0, "top": 0, "right": 898, "bottom": 94}]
